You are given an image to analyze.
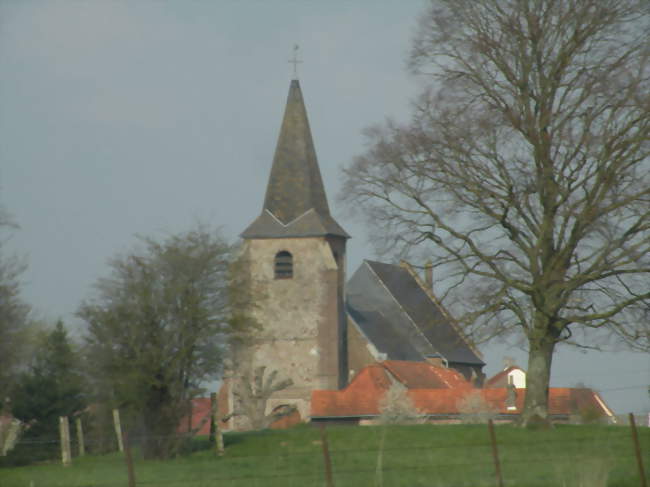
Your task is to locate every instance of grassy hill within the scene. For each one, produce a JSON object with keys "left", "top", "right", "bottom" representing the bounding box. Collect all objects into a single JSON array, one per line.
[{"left": 1, "top": 423, "right": 648, "bottom": 487}]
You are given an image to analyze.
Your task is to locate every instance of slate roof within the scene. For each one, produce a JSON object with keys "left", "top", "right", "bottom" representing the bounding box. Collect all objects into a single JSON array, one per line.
[
  {"left": 347, "top": 306, "right": 424, "bottom": 362},
  {"left": 346, "top": 261, "right": 484, "bottom": 366},
  {"left": 241, "top": 80, "right": 348, "bottom": 239}
]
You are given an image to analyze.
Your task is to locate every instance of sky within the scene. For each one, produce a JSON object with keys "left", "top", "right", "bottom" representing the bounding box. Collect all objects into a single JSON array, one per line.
[{"left": 0, "top": 0, "right": 647, "bottom": 417}]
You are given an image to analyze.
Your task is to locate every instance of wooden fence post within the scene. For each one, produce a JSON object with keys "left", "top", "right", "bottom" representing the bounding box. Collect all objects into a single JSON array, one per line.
[
  {"left": 113, "top": 409, "right": 124, "bottom": 453},
  {"left": 487, "top": 419, "right": 504, "bottom": 487},
  {"left": 216, "top": 421, "right": 224, "bottom": 457},
  {"left": 1, "top": 419, "right": 22, "bottom": 456},
  {"left": 59, "top": 416, "right": 72, "bottom": 467},
  {"left": 75, "top": 417, "right": 85, "bottom": 457},
  {"left": 209, "top": 392, "right": 225, "bottom": 456},
  {"left": 320, "top": 424, "right": 335, "bottom": 487},
  {"left": 629, "top": 413, "right": 647, "bottom": 487},
  {"left": 209, "top": 392, "right": 216, "bottom": 445}
]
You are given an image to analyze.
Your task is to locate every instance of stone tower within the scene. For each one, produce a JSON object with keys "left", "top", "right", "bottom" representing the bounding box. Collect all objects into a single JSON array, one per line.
[{"left": 238, "top": 79, "right": 349, "bottom": 420}]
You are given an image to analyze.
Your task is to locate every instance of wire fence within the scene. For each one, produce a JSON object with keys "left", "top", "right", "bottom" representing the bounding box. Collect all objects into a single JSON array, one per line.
[{"left": 1, "top": 415, "right": 649, "bottom": 487}]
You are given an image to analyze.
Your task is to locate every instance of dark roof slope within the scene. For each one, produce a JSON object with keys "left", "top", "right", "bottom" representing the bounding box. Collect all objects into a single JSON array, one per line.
[
  {"left": 346, "top": 263, "right": 437, "bottom": 361},
  {"left": 367, "top": 261, "right": 483, "bottom": 365},
  {"left": 347, "top": 307, "right": 425, "bottom": 362},
  {"left": 241, "top": 80, "right": 348, "bottom": 239},
  {"left": 346, "top": 261, "right": 484, "bottom": 366}
]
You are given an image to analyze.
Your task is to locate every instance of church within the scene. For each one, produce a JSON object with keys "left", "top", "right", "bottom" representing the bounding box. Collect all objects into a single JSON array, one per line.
[
  {"left": 214, "top": 77, "right": 485, "bottom": 429},
  {"left": 204, "top": 78, "right": 612, "bottom": 430}
]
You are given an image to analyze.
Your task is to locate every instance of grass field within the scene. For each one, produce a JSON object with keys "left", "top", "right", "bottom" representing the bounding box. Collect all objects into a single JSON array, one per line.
[{"left": 1, "top": 423, "right": 648, "bottom": 487}]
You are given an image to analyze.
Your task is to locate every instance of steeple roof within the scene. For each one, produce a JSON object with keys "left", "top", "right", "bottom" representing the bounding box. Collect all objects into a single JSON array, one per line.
[{"left": 242, "top": 80, "right": 349, "bottom": 239}]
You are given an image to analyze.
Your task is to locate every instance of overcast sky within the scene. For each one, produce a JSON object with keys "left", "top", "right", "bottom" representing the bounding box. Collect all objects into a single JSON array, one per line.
[{"left": 1, "top": 0, "right": 647, "bottom": 416}]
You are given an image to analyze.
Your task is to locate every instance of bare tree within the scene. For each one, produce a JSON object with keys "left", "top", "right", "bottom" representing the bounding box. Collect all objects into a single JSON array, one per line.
[
  {"left": 229, "top": 365, "right": 296, "bottom": 430},
  {"left": 342, "top": 0, "right": 650, "bottom": 424}
]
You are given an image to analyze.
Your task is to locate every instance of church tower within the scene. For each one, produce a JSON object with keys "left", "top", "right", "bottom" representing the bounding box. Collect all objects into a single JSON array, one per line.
[{"left": 239, "top": 79, "right": 349, "bottom": 420}]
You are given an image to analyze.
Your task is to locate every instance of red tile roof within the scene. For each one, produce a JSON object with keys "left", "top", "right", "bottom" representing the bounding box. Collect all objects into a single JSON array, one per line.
[
  {"left": 312, "top": 386, "right": 612, "bottom": 418},
  {"left": 545, "top": 387, "right": 613, "bottom": 417},
  {"left": 311, "top": 363, "right": 613, "bottom": 419},
  {"left": 382, "top": 360, "right": 472, "bottom": 389},
  {"left": 312, "top": 361, "right": 473, "bottom": 418},
  {"left": 312, "top": 364, "right": 391, "bottom": 417}
]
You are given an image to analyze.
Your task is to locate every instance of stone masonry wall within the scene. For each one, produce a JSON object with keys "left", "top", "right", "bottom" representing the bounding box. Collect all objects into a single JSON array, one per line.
[{"left": 233, "top": 237, "right": 343, "bottom": 425}]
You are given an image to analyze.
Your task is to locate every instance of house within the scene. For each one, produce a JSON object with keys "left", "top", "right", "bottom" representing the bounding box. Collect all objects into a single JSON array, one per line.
[
  {"left": 484, "top": 365, "right": 527, "bottom": 388},
  {"left": 310, "top": 361, "right": 615, "bottom": 424}
]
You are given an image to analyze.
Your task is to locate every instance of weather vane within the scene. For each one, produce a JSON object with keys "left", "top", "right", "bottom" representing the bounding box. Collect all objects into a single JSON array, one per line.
[{"left": 289, "top": 44, "right": 303, "bottom": 80}]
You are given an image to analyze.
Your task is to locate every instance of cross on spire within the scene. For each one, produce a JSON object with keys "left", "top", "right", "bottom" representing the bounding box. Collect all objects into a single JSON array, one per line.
[{"left": 289, "top": 44, "right": 303, "bottom": 80}]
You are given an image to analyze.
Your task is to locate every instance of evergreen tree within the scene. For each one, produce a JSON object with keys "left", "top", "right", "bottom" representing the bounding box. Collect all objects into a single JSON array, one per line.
[{"left": 7, "top": 321, "right": 86, "bottom": 464}]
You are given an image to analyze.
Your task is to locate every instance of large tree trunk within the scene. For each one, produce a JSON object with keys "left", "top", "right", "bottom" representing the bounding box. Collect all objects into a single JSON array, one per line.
[
  {"left": 141, "top": 381, "right": 179, "bottom": 459},
  {"left": 520, "top": 328, "right": 557, "bottom": 427}
]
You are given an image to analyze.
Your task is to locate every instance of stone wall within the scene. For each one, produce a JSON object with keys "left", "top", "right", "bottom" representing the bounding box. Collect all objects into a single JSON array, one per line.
[{"left": 227, "top": 236, "right": 346, "bottom": 429}]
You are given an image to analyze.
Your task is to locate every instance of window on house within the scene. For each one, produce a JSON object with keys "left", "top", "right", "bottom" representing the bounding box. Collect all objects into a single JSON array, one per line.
[{"left": 274, "top": 251, "right": 293, "bottom": 279}]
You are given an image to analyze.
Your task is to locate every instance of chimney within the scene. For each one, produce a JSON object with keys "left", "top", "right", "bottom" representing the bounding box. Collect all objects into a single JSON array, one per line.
[
  {"left": 506, "top": 380, "right": 517, "bottom": 410},
  {"left": 502, "top": 356, "right": 515, "bottom": 370},
  {"left": 426, "top": 357, "right": 444, "bottom": 367}
]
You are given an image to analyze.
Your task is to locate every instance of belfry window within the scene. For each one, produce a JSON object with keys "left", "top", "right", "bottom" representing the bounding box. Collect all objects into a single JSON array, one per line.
[{"left": 274, "top": 251, "right": 293, "bottom": 279}]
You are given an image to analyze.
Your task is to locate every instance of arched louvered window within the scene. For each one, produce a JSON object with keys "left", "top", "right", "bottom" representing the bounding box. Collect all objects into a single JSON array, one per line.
[{"left": 274, "top": 251, "right": 293, "bottom": 279}]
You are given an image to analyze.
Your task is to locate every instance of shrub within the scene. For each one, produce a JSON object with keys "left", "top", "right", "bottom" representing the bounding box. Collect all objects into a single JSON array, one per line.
[
  {"left": 457, "top": 391, "right": 497, "bottom": 424},
  {"left": 378, "top": 382, "right": 423, "bottom": 425}
]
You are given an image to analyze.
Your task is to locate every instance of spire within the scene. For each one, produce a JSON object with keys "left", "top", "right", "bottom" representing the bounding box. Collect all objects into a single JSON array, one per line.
[
  {"left": 242, "top": 80, "right": 348, "bottom": 239},
  {"left": 264, "top": 80, "right": 329, "bottom": 223},
  {"left": 289, "top": 44, "right": 302, "bottom": 80}
]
